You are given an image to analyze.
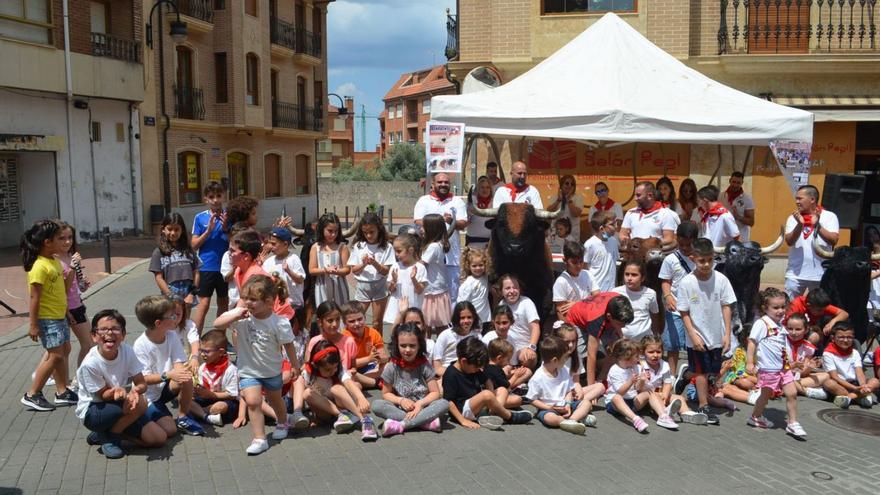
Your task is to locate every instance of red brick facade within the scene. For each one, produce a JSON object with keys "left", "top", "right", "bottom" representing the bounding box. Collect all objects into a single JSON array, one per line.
[{"left": 379, "top": 65, "right": 456, "bottom": 157}]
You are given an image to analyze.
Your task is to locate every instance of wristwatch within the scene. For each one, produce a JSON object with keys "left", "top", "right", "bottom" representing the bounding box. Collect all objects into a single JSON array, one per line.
[
  {"left": 528, "top": 344, "right": 537, "bottom": 351},
  {"left": 161, "top": 371, "right": 168, "bottom": 382}
]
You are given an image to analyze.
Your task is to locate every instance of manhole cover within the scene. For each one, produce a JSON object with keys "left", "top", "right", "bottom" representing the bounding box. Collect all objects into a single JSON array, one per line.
[{"left": 817, "top": 409, "right": 880, "bottom": 436}]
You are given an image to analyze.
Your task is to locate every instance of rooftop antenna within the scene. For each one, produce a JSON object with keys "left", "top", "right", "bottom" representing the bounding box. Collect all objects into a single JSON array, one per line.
[{"left": 359, "top": 104, "right": 366, "bottom": 152}]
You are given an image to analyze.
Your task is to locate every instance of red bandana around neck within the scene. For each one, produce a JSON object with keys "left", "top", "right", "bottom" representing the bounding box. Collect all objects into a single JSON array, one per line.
[
  {"left": 786, "top": 335, "right": 813, "bottom": 361},
  {"left": 725, "top": 187, "right": 743, "bottom": 206},
  {"left": 430, "top": 190, "right": 451, "bottom": 202},
  {"left": 595, "top": 198, "right": 615, "bottom": 211},
  {"left": 638, "top": 201, "right": 663, "bottom": 219},
  {"left": 801, "top": 206, "right": 823, "bottom": 239},
  {"left": 391, "top": 356, "right": 428, "bottom": 370},
  {"left": 700, "top": 203, "right": 728, "bottom": 224},
  {"left": 505, "top": 182, "right": 528, "bottom": 202},
  {"left": 202, "top": 355, "right": 229, "bottom": 391},
  {"left": 476, "top": 194, "right": 492, "bottom": 209},
  {"left": 824, "top": 341, "right": 853, "bottom": 358}
]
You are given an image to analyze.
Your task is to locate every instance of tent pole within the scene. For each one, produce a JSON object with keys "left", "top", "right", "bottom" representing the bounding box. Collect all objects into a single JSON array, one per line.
[
  {"left": 621, "top": 143, "right": 639, "bottom": 207},
  {"left": 741, "top": 145, "right": 753, "bottom": 175},
  {"left": 485, "top": 134, "right": 503, "bottom": 183},
  {"left": 551, "top": 138, "right": 562, "bottom": 184}
]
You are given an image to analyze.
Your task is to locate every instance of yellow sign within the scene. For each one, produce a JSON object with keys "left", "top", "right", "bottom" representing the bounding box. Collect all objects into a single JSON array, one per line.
[
  {"left": 209, "top": 170, "right": 221, "bottom": 181},
  {"left": 186, "top": 155, "right": 198, "bottom": 188}
]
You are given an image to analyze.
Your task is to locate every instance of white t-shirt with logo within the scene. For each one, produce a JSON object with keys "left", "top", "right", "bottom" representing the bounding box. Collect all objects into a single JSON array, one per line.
[
  {"left": 785, "top": 209, "right": 839, "bottom": 282},
  {"left": 492, "top": 185, "right": 544, "bottom": 209},
  {"left": 658, "top": 250, "right": 696, "bottom": 316},
  {"left": 676, "top": 271, "right": 737, "bottom": 350},
  {"left": 612, "top": 285, "right": 659, "bottom": 342},
  {"left": 583, "top": 235, "right": 619, "bottom": 292},
  {"left": 701, "top": 210, "right": 740, "bottom": 248},
  {"left": 500, "top": 297, "right": 540, "bottom": 352},
  {"left": 643, "top": 360, "right": 673, "bottom": 391},
  {"left": 721, "top": 193, "right": 755, "bottom": 242},
  {"left": 822, "top": 349, "right": 863, "bottom": 382},
  {"left": 526, "top": 365, "right": 575, "bottom": 404},
  {"left": 457, "top": 275, "right": 491, "bottom": 323},
  {"left": 262, "top": 252, "right": 307, "bottom": 307},
  {"left": 413, "top": 194, "right": 467, "bottom": 266},
  {"left": 749, "top": 317, "right": 790, "bottom": 372},
  {"left": 552, "top": 271, "right": 598, "bottom": 303},
  {"left": 622, "top": 206, "right": 678, "bottom": 240}
]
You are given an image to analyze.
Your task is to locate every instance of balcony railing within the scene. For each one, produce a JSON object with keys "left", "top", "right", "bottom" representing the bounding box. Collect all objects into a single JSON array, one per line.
[
  {"left": 446, "top": 11, "right": 458, "bottom": 60},
  {"left": 296, "top": 29, "right": 322, "bottom": 58},
  {"left": 272, "top": 101, "right": 323, "bottom": 132},
  {"left": 719, "top": 0, "right": 878, "bottom": 54},
  {"left": 91, "top": 32, "right": 140, "bottom": 63},
  {"left": 173, "top": 86, "right": 206, "bottom": 120},
  {"left": 178, "top": 0, "right": 214, "bottom": 23},
  {"left": 270, "top": 16, "right": 297, "bottom": 50}
]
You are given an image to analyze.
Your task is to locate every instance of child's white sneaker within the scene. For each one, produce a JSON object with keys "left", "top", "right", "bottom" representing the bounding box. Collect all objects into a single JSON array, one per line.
[
  {"left": 246, "top": 438, "right": 269, "bottom": 455},
  {"left": 271, "top": 423, "right": 289, "bottom": 440},
  {"left": 833, "top": 396, "right": 851, "bottom": 409},
  {"left": 291, "top": 410, "right": 310, "bottom": 430},
  {"left": 581, "top": 414, "right": 597, "bottom": 427},
  {"left": 206, "top": 414, "right": 223, "bottom": 426},
  {"left": 785, "top": 421, "right": 807, "bottom": 438},
  {"left": 477, "top": 416, "right": 504, "bottom": 430},
  {"left": 804, "top": 387, "right": 828, "bottom": 400},
  {"left": 656, "top": 415, "right": 679, "bottom": 430},
  {"left": 859, "top": 395, "right": 874, "bottom": 408},
  {"left": 665, "top": 398, "right": 682, "bottom": 418},
  {"left": 679, "top": 411, "right": 708, "bottom": 425},
  {"left": 559, "top": 419, "right": 586, "bottom": 435},
  {"left": 632, "top": 416, "right": 649, "bottom": 433}
]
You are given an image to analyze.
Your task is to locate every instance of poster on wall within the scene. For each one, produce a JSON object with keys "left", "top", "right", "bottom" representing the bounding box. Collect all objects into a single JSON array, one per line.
[
  {"left": 770, "top": 139, "right": 812, "bottom": 195},
  {"left": 426, "top": 121, "right": 464, "bottom": 174},
  {"left": 528, "top": 140, "right": 578, "bottom": 170}
]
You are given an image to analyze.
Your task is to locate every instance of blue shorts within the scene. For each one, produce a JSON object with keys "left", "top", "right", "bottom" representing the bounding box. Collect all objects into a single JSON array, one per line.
[
  {"left": 687, "top": 347, "right": 724, "bottom": 375},
  {"left": 194, "top": 397, "right": 239, "bottom": 422},
  {"left": 83, "top": 401, "right": 148, "bottom": 438},
  {"left": 169, "top": 280, "right": 198, "bottom": 307},
  {"left": 536, "top": 400, "right": 582, "bottom": 424},
  {"left": 605, "top": 396, "right": 637, "bottom": 414},
  {"left": 38, "top": 319, "right": 70, "bottom": 349},
  {"left": 239, "top": 374, "right": 283, "bottom": 392},
  {"left": 357, "top": 362, "right": 379, "bottom": 375},
  {"left": 145, "top": 381, "right": 178, "bottom": 422},
  {"left": 662, "top": 312, "right": 687, "bottom": 352}
]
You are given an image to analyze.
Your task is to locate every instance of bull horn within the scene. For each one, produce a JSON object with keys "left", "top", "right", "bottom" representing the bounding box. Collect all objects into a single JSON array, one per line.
[
  {"left": 469, "top": 204, "right": 498, "bottom": 217},
  {"left": 713, "top": 244, "right": 726, "bottom": 254},
  {"left": 811, "top": 233, "right": 835, "bottom": 259},
  {"left": 662, "top": 239, "right": 677, "bottom": 253},
  {"left": 444, "top": 219, "right": 456, "bottom": 241},
  {"left": 873, "top": 251, "right": 880, "bottom": 261},
  {"left": 759, "top": 227, "right": 785, "bottom": 255},
  {"left": 287, "top": 226, "right": 305, "bottom": 236},
  {"left": 341, "top": 217, "right": 362, "bottom": 239},
  {"left": 535, "top": 207, "right": 564, "bottom": 220}
]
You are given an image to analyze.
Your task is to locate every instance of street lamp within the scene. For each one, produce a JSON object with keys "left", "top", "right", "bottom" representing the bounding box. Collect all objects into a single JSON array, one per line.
[
  {"left": 146, "top": 0, "right": 188, "bottom": 214},
  {"left": 328, "top": 93, "right": 347, "bottom": 115}
]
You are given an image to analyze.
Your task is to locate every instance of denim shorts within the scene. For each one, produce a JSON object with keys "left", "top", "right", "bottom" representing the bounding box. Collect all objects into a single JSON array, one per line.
[
  {"left": 662, "top": 312, "right": 687, "bottom": 352},
  {"left": 83, "top": 401, "right": 148, "bottom": 438},
  {"left": 169, "top": 280, "right": 198, "bottom": 307},
  {"left": 239, "top": 374, "right": 283, "bottom": 392},
  {"left": 38, "top": 319, "right": 70, "bottom": 349},
  {"left": 145, "top": 381, "right": 178, "bottom": 422},
  {"left": 536, "top": 400, "right": 582, "bottom": 424},
  {"left": 605, "top": 396, "right": 636, "bottom": 414},
  {"left": 194, "top": 397, "right": 239, "bottom": 422}
]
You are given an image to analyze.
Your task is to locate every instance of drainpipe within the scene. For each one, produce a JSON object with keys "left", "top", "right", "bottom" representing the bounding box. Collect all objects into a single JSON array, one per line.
[
  {"left": 128, "top": 103, "right": 139, "bottom": 233},
  {"left": 87, "top": 105, "right": 101, "bottom": 237},
  {"left": 62, "top": 0, "right": 77, "bottom": 230}
]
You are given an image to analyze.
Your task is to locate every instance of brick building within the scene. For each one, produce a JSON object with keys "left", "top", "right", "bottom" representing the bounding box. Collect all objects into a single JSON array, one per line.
[
  {"left": 317, "top": 96, "right": 354, "bottom": 177},
  {"left": 379, "top": 65, "right": 456, "bottom": 157},
  {"left": 0, "top": 0, "right": 144, "bottom": 246},
  {"left": 140, "top": 0, "right": 332, "bottom": 230}
]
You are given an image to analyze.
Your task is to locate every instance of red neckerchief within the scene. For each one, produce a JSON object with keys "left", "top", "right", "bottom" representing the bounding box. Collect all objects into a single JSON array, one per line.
[
  {"left": 801, "top": 206, "right": 823, "bottom": 239},
  {"left": 700, "top": 203, "right": 728, "bottom": 224},
  {"left": 202, "top": 355, "right": 229, "bottom": 391},
  {"left": 505, "top": 182, "right": 528, "bottom": 202},
  {"left": 787, "top": 336, "right": 814, "bottom": 361},
  {"left": 659, "top": 201, "right": 670, "bottom": 208},
  {"left": 430, "top": 190, "right": 451, "bottom": 202},
  {"left": 391, "top": 356, "right": 428, "bottom": 371},
  {"left": 594, "top": 198, "right": 615, "bottom": 211},
  {"left": 638, "top": 201, "right": 663, "bottom": 219},
  {"left": 824, "top": 341, "right": 853, "bottom": 358},
  {"left": 476, "top": 194, "right": 491, "bottom": 209},
  {"left": 725, "top": 187, "right": 743, "bottom": 206}
]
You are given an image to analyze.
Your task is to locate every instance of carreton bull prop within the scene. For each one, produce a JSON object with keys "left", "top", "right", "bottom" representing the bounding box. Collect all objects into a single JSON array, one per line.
[
  {"left": 714, "top": 229, "right": 784, "bottom": 329},
  {"left": 813, "top": 236, "right": 880, "bottom": 342}
]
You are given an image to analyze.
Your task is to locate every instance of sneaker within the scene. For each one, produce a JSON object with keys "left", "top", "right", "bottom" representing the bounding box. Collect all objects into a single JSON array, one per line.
[
  {"left": 99, "top": 440, "right": 125, "bottom": 459},
  {"left": 246, "top": 438, "right": 269, "bottom": 455},
  {"left": 679, "top": 411, "right": 709, "bottom": 425},
  {"left": 334, "top": 412, "right": 355, "bottom": 433},
  {"left": 804, "top": 387, "right": 828, "bottom": 400},
  {"left": 86, "top": 431, "right": 105, "bottom": 446},
  {"left": 859, "top": 396, "right": 874, "bottom": 408},
  {"left": 506, "top": 410, "right": 533, "bottom": 425},
  {"left": 31, "top": 372, "right": 55, "bottom": 388},
  {"left": 361, "top": 417, "right": 378, "bottom": 442},
  {"left": 581, "top": 414, "right": 598, "bottom": 428},
  {"left": 206, "top": 414, "right": 223, "bottom": 426},
  {"left": 477, "top": 415, "right": 504, "bottom": 430},
  {"left": 272, "top": 423, "right": 289, "bottom": 440},
  {"left": 747, "top": 389, "right": 761, "bottom": 405},
  {"left": 786, "top": 421, "right": 807, "bottom": 438},
  {"left": 291, "top": 410, "right": 310, "bottom": 430},
  {"left": 747, "top": 415, "right": 774, "bottom": 429},
  {"left": 672, "top": 363, "right": 689, "bottom": 395},
  {"left": 833, "top": 396, "right": 851, "bottom": 409},
  {"left": 656, "top": 415, "right": 679, "bottom": 430},
  {"left": 665, "top": 398, "right": 682, "bottom": 418},
  {"left": 698, "top": 406, "right": 719, "bottom": 425},
  {"left": 559, "top": 419, "right": 586, "bottom": 435},
  {"left": 54, "top": 388, "right": 78, "bottom": 405},
  {"left": 381, "top": 419, "right": 405, "bottom": 437},
  {"left": 21, "top": 393, "right": 55, "bottom": 411},
  {"left": 420, "top": 417, "right": 442, "bottom": 432},
  {"left": 632, "top": 416, "right": 649, "bottom": 433},
  {"left": 176, "top": 415, "right": 206, "bottom": 436}
]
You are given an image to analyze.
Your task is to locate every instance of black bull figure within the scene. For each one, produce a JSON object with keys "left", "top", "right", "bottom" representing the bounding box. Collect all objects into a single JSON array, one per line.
[
  {"left": 469, "top": 202, "right": 562, "bottom": 325},
  {"left": 813, "top": 236, "right": 880, "bottom": 342},
  {"left": 714, "top": 231, "right": 784, "bottom": 331}
]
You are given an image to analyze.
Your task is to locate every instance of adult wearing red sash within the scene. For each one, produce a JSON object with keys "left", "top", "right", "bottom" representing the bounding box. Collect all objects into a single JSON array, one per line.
[
  {"left": 783, "top": 185, "right": 839, "bottom": 299},
  {"left": 719, "top": 172, "right": 756, "bottom": 242},
  {"left": 696, "top": 185, "right": 740, "bottom": 248},
  {"left": 491, "top": 161, "right": 544, "bottom": 209},
  {"left": 414, "top": 173, "right": 468, "bottom": 300},
  {"left": 619, "top": 181, "right": 677, "bottom": 248},
  {"left": 587, "top": 181, "right": 624, "bottom": 230}
]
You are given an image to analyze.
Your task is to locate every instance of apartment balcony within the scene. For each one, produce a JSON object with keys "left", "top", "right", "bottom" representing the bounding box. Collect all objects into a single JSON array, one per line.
[
  {"left": 294, "top": 29, "right": 322, "bottom": 63},
  {"left": 719, "top": 0, "right": 878, "bottom": 54},
  {"left": 272, "top": 101, "right": 323, "bottom": 132},
  {"left": 173, "top": 86, "right": 206, "bottom": 120},
  {"left": 91, "top": 32, "right": 140, "bottom": 63},
  {"left": 270, "top": 16, "right": 297, "bottom": 54},
  {"left": 446, "top": 11, "right": 458, "bottom": 60},
  {"left": 178, "top": 0, "right": 213, "bottom": 23}
]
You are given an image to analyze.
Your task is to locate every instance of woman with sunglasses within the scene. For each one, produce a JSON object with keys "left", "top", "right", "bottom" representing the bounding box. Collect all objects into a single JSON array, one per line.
[
  {"left": 548, "top": 174, "right": 585, "bottom": 241},
  {"left": 587, "top": 182, "right": 624, "bottom": 231}
]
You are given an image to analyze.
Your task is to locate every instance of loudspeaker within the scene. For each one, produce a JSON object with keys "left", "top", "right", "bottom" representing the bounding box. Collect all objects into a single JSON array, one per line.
[{"left": 822, "top": 174, "right": 865, "bottom": 229}]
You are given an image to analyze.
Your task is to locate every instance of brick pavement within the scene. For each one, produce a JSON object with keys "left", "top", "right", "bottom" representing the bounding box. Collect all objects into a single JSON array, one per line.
[{"left": 0, "top": 264, "right": 879, "bottom": 495}]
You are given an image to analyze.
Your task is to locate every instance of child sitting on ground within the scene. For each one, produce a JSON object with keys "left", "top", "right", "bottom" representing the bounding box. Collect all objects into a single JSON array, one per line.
[
  {"left": 498, "top": 274, "right": 540, "bottom": 369},
  {"left": 822, "top": 321, "right": 880, "bottom": 408},
  {"left": 605, "top": 338, "right": 678, "bottom": 432},
  {"left": 482, "top": 305, "right": 513, "bottom": 345},
  {"left": 307, "top": 301, "right": 358, "bottom": 372},
  {"left": 716, "top": 329, "right": 759, "bottom": 406},
  {"left": 433, "top": 301, "right": 482, "bottom": 379},
  {"left": 785, "top": 313, "right": 829, "bottom": 400},
  {"left": 640, "top": 336, "right": 708, "bottom": 425},
  {"left": 528, "top": 336, "right": 599, "bottom": 436},
  {"left": 341, "top": 302, "right": 388, "bottom": 389},
  {"left": 549, "top": 323, "right": 605, "bottom": 407},
  {"left": 485, "top": 339, "right": 530, "bottom": 408},
  {"left": 190, "top": 330, "right": 239, "bottom": 427}
]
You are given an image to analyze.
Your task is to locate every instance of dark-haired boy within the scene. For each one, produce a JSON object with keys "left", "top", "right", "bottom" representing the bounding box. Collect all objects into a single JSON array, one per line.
[
  {"left": 822, "top": 321, "right": 879, "bottom": 408},
  {"left": 553, "top": 241, "right": 599, "bottom": 320},
  {"left": 659, "top": 220, "right": 699, "bottom": 375},
  {"left": 527, "top": 336, "right": 599, "bottom": 435},
  {"left": 786, "top": 288, "right": 849, "bottom": 346},
  {"left": 191, "top": 181, "right": 230, "bottom": 332},
  {"left": 190, "top": 330, "right": 240, "bottom": 426}
]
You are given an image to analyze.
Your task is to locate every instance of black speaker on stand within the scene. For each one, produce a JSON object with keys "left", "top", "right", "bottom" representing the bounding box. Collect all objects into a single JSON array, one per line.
[{"left": 822, "top": 174, "right": 866, "bottom": 229}]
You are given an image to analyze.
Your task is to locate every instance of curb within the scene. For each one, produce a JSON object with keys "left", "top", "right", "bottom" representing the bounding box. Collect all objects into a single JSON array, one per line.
[{"left": 0, "top": 258, "right": 150, "bottom": 348}]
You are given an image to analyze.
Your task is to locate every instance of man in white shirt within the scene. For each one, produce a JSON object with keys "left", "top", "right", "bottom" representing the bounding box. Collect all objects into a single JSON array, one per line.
[
  {"left": 783, "top": 185, "right": 839, "bottom": 299},
  {"left": 619, "top": 181, "right": 677, "bottom": 248},
  {"left": 720, "top": 172, "right": 756, "bottom": 242},
  {"left": 413, "top": 172, "right": 468, "bottom": 300},
  {"left": 697, "top": 186, "right": 740, "bottom": 248},
  {"left": 492, "top": 161, "right": 544, "bottom": 209},
  {"left": 486, "top": 161, "right": 504, "bottom": 192}
]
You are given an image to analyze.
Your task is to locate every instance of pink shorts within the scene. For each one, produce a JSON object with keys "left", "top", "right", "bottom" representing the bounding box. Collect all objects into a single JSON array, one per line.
[{"left": 757, "top": 370, "right": 794, "bottom": 393}]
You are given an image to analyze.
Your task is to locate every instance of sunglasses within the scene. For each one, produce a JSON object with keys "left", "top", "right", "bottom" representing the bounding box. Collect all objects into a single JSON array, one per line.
[{"left": 595, "top": 189, "right": 608, "bottom": 194}]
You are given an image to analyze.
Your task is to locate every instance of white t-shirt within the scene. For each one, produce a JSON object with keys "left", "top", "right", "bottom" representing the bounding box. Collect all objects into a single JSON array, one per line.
[
  {"left": 675, "top": 203, "right": 701, "bottom": 223},
  {"left": 870, "top": 275, "right": 880, "bottom": 322},
  {"left": 181, "top": 319, "right": 200, "bottom": 346},
  {"left": 492, "top": 185, "right": 544, "bottom": 209},
  {"left": 432, "top": 328, "right": 481, "bottom": 367},
  {"left": 785, "top": 209, "right": 840, "bottom": 282},
  {"left": 220, "top": 251, "right": 238, "bottom": 307},
  {"left": 588, "top": 202, "right": 624, "bottom": 225},
  {"left": 552, "top": 271, "right": 598, "bottom": 303},
  {"left": 384, "top": 261, "right": 428, "bottom": 324},
  {"left": 701, "top": 210, "right": 740, "bottom": 248},
  {"left": 197, "top": 361, "right": 240, "bottom": 398},
  {"left": 526, "top": 365, "right": 574, "bottom": 404},
  {"left": 658, "top": 250, "right": 696, "bottom": 315},
  {"left": 749, "top": 317, "right": 790, "bottom": 372},
  {"left": 823, "top": 349, "right": 863, "bottom": 382},
  {"left": 676, "top": 271, "right": 737, "bottom": 350},
  {"left": 721, "top": 192, "right": 755, "bottom": 242},
  {"left": 420, "top": 242, "right": 448, "bottom": 295},
  {"left": 605, "top": 363, "right": 642, "bottom": 400},
  {"left": 457, "top": 275, "right": 491, "bottom": 323},
  {"left": 347, "top": 241, "right": 395, "bottom": 283},
  {"left": 75, "top": 344, "right": 144, "bottom": 419},
  {"left": 262, "top": 252, "right": 306, "bottom": 306},
  {"left": 228, "top": 312, "right": 295, "bottom": 379},
  {"left": 643, "top": 360, "right": 673, "bottom": 392},
  {"left": 413, "top": 194, "right": 467, "bottom": 266},
  {"left": 500, "top": 297, "right": 540, "bottom": 351},
  {"left": 549, "top": 194, "right": 584, "bottom": 240},
  {"left": 583, "top": 235, "right": 619, "bottom": 292},
  {"left": 621, "top": 206, "right": 678, "bottom": 240},
  {"left": 481, "top": 330, "right": 503, "bottom": 346},
  {"left": 612, "top": 285, "right": 659, "bottom": 342},
  {"left": 303, "top": 367, "right": 352, "bottom": 396},
  {"left": 133, "top": 331, "right": 188, "bottom": 403}
]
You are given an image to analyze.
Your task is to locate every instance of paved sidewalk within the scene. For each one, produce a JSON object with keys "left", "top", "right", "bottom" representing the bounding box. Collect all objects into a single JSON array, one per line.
[{"left": 1, "top": 264, "right": 879, "bottom": 494}]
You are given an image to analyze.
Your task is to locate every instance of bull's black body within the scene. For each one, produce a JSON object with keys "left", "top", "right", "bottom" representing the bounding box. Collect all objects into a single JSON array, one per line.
[
  {"left": 720, "top": 240, "right": 768, "bottom": 330},
  {"left": 820, "top": 246, "right": 871, "bottom": 342}
]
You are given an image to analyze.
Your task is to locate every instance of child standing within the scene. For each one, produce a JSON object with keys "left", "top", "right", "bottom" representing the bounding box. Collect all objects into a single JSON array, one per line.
[
  {"left": 745, "top": 287, "right": 806, "bottom": 437},
  {"left": 528, "top": 336, "right": 598, "bottom": 435},
  {"left": 420, "top": 213, "right": 452, "bottom": 334},
  {"left": 457, "top": 248, "right": 491, "bottom": 330},
  {"left": 58, "top": 223, "right": 93, "bottom": 367},
  {"left": 169, "top": 295, "right": 200, "bottom": 371},
  {"left": 190, "top": 330, "right": 240, "bottom": 426},
  {"left": 548, "top": 217, "right": 575, "bottom": 254},
  {"left": 21, "top": 219, "right": 78, "bottom": 411},
  {"left": 231, "top": 230, "right": 294, "bottom": 320},
  {"left": 613, "top": 260, "right": 661, "bottom": 342},
  {"left": 433, "top": 301, "right": 482, "bottom": 378},
  {"left": 213, "top": 276, "right": 300, "bottom": 454},
  {"left": 191, "top": 181, "right": 229, "bottom": 332},
  {"left": 371, "top": 322, "right": 450, "bottom": 436},
  {"left": 348, "top": 212, "right": 395, "bottom": 332},
  {"left": 262, "top": 227, "right": 306, "bottom": 326},
  {"left": 553, "top": 241, "right": 599, "bottom": 320},
  {"left": 498, "top": 275, "right": 540, "bottom": 370},
  {"left": 583, "top": 210, "right": 620, "bottom": 292},
  {"left": 822, "top": 321, "right": 880, "bottom": 408},
  {"left": 677, "top": 238, "right": 736, "bottom": 425},
  {"left": 384, "top": 234, "right": 427, "bottom": 330},
  {"left": 150, "top": 213, "right": 201, "bottom": 313},
  {"left": 309, "top": 213, "right": 351, "bottom": 306},
  {"left": 659, "top": 220, "right": 699, "bottom": 374},
  {"left": 786, "top": 313, "right": 829, "bottom": 399},
  {"left": 640, "top": 336, "right": 708, "bottom": 425},
  {"left": 605, "top": 339, "right": 677, "bottom": 432},
  {"left": 341, "top": 302, "right": 388, "bottom": 389}
]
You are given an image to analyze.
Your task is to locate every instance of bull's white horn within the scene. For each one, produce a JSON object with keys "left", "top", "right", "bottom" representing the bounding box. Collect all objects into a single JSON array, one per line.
[
  {"left": 713, "top": 244, "right": 726, "bottom": 254},
  {"left": 535, "top": 207, "right": 564, "bottom": 220},
  {"left": 470, "top": 205, "right": 499, "bottom": 217},
  {"left": 759, "top": 227, "right": 784, "bottom": 255},
  {"left": 662, "top": 240, "right": 678, "bottom": 253},
  {"left": 287, "top": 226, "right": 305, "bottom": 236},
  {"left": 341, "top": 217, "right": 362, "bottom": 239},
  {"left": 811, "top": 233, "right": 835, "bottom": 259}
]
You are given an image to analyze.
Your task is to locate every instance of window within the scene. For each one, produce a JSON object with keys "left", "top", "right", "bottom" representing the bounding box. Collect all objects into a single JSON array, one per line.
[
  {"left": 333, "top": 117, "right": 346, "bottom": 132},
  {"left": 397, "top": 132, "right": 403, "bottom": 143},
  {"left": 422, "top": 99, "right": 431, "bottom": 114},
  {"left": 245, "top": 0, "right": 258, "bottom": 17},
  {"left": 89, "top": 1, "right": 108, "bottom": 34},
  {"left": 177, "top": 151, "right": 202, "bottom": 205},
  {"left": 542, "top": 0, "right": 636, "bottom": 14},
  {"left": 387, "top": 106, "right": 394, "bottom": 119},
  {"left": 0, "top": 0, "right": 53, "bottom": 44},
  {"left": 246, "top": 53, "right": 259, "bottom": 105},
  {"left": 395, "top": 103, "right": 402, "bottom": 118},
  {"left": 91, "top": 122, "right": 102, "bottom": 142},
  {"left": 0, "top": 157, "right": 21, "bottom": 223},
  {"left": 227, "top": 152, "right": 249, "bottom": 198},
  {"left": 295, "top": 154, "right": 311, "bottom": 195},
  {"left": 213, "top": 0, "right": 226, "bottom": 9},
  {"left": 264, "top": 154, "right": 281, "bottom": 197},
  {"left": 214, "top": 53, "right": 228, "bottom": 103},
  {"left": 312, "top": 4, "right": 322, "bottom": 33},
  {"left": 317, "top": 140, "right": 332, "bottom": 153}
]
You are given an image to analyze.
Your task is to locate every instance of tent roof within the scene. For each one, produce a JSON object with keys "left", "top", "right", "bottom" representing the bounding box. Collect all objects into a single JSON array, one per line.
[{"left": 431, "top": 13, "right": 813, "bottom": 146}]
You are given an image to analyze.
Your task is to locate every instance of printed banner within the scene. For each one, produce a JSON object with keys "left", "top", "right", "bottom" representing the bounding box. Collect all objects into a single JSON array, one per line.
[
  {"left": 770, "top": 139, "right": 812, "bottom": 195},
  {"left": 426, "top": 121, "right": 465, "bottom": 174}
]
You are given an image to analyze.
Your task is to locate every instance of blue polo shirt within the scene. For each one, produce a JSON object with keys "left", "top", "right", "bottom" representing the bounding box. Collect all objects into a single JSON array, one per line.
[{"left": 192, "top": 210, "right": 228, "bottom": 272}]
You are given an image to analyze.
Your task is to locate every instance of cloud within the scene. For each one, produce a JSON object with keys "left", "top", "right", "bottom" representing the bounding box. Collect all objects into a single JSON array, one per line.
[{"left": 334, "top": 82, "right": 363, "bottom": 98}]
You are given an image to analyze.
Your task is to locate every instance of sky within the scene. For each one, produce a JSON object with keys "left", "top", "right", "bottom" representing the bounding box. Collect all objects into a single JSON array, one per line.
[{"left": 327, "top": 0, "right": 456, "bottom": 152}]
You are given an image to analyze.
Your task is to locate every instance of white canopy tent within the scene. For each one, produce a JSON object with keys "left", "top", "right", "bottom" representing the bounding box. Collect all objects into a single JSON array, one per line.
[{"left": 431, "top": 13, "right": 814, "bottom": 146}]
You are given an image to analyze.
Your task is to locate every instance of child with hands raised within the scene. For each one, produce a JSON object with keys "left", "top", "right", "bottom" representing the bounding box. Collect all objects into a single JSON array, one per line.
[
  {"left": 384, "top": 234, "right": 427, "bottom": 329},
  {"left": 348, "top": 212, "right": 395, "bottom": 331}
]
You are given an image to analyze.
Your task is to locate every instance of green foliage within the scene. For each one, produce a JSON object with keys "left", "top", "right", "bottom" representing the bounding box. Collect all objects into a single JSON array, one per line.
[
  {"left": 330, "top": 158, "right": 378, "bottom": 183},
  {"left": 377, "top": 143, "right": 426, "bottom": 181}
]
